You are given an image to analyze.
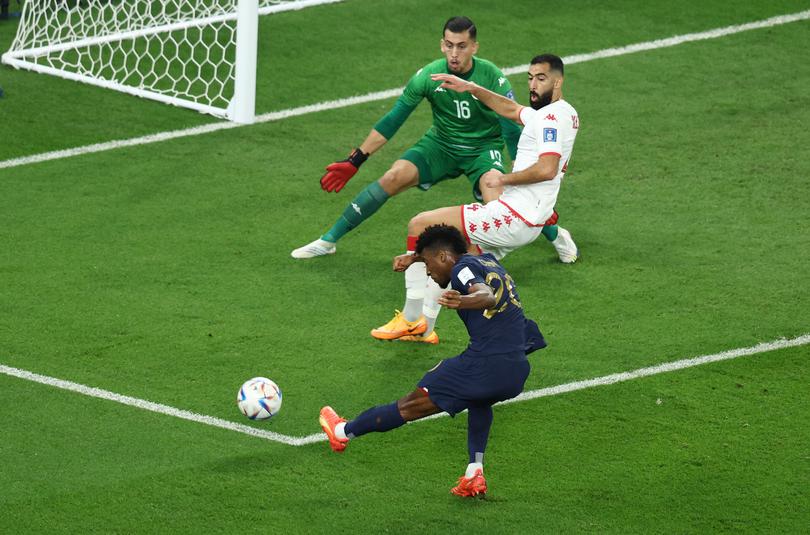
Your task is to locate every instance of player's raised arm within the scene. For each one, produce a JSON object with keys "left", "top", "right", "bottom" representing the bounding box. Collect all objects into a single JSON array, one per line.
[{"left": 431, "top": 73, "right": 523, "bottom": 123}]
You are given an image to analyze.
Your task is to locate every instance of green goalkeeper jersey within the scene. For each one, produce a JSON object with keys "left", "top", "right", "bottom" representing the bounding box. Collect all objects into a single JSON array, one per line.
[{"left": 374, "top": 57, "right": 521, "bottom": 158}]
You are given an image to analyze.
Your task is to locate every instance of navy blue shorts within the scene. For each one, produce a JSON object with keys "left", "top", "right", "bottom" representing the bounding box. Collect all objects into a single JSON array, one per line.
[{"left": 417, "top": 352, "right": 530, "bottom": 416}]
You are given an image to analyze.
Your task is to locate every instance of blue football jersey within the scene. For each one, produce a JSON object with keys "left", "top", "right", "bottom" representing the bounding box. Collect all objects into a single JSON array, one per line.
[{"left": 450, "top": 253, "right": 545, "bottom": 357}]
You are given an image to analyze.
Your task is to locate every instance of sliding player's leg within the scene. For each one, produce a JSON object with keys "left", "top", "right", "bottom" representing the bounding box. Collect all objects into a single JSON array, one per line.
[{"left": 291, "top": 160, "right": 417, "bottom": 259}]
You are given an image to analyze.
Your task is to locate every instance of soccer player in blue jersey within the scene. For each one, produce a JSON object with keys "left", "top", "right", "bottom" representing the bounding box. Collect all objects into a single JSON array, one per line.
[{"left": 319, "top": 224, "right": 546, "bottom": 497}]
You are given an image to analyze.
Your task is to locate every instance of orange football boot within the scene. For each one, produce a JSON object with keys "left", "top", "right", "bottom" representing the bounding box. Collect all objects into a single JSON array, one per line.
[
  {"left": 370, "top": 310, "right": 427, "bottom": 340},
  {"left": 319, "top": 406, "right": 348, "bottom": 453},
  {"left": 396, "top": 331, "right": 439, "bottom": 344},
  {"left": 451, "top": 468, "right": 487, "bottom": 497}
]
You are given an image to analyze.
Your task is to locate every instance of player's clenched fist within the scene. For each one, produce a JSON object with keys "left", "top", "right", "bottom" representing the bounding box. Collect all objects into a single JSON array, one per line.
[{"left": 320, "top": 148, "right": 369, "bottom": 193}]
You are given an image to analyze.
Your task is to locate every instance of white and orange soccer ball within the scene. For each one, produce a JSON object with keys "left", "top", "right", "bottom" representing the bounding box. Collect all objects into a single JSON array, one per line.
[{"left": 237, "top": 377, "right": 282, "bottom": 420}]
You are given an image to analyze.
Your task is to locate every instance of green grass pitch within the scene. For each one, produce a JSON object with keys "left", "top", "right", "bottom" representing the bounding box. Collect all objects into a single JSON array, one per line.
[{"left": 1, "top": 0, "right": 809, "bottom": 532}]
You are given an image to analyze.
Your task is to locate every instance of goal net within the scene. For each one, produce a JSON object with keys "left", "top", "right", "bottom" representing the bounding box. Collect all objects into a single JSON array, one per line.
[{"left": 1, "top": 0, "right": 342, "bottom": 123}]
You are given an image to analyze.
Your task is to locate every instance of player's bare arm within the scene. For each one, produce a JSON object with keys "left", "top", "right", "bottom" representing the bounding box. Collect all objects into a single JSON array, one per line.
[
  {"left": 482, "top": 153, "right": 561, "bottom": 189},
  {"left": 430, "top": 73, "right": 522, "bottom": 122},
  {"left": 438, "top": 284, "right": 496, "bottom": 310}
]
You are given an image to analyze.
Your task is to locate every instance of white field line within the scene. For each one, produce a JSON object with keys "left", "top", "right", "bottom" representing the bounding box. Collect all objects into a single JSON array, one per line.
[
  {"left": 2, "top": 9, "right": 809, "bottom": 171},
  {"left": 2, "top": 334, "right": 808, "bottom": 446}
]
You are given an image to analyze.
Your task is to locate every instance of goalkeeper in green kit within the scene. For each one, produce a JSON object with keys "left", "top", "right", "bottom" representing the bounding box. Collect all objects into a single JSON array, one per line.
[{"left": 292, "top": 16, "right": 577, "bottom": 344}]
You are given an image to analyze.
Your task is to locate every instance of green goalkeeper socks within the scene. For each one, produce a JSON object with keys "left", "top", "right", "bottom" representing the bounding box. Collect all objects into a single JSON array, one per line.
[
  {"left": 322, "top": 181, "right": 390, "bottom": 243},
  {"left": 541, "top": 224, "right": 559, "bottom": 242}
]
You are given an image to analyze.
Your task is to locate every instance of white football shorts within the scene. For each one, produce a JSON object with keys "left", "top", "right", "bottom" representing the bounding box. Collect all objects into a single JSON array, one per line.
[{"left": 460, "top": 199, "right": 553, "bottom": 260}]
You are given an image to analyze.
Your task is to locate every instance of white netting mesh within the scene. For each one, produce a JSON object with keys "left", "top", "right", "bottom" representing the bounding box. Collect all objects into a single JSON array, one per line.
[{"left": 4, "top": 0, "right": 304, "bottom": 116}]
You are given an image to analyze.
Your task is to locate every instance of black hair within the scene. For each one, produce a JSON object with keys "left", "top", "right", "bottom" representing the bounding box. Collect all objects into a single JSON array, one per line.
[
  {"left": 415, "top": 224, "right": 468, "bottom": 256},
  {"left": 443, "top": 16, "right": 477, "bottom": 40},
  {"left": 531, "top": 54, "right": 564, "bottom": 75}
]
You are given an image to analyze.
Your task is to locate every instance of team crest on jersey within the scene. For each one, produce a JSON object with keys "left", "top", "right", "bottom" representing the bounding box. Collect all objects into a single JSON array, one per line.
[{"left": 543, "top": 128, "right": 557, "bottom": 142}]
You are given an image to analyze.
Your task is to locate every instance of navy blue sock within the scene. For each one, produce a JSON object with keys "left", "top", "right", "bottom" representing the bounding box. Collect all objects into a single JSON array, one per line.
[
  {"left": 467, "top": 404, "right": 493, "bottom": 463},
  {"left": 344, "top": 402, "right": 405, "bottom": 438}
]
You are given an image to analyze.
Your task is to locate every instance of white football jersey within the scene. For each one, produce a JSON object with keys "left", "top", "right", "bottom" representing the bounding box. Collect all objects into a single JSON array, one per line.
[{"left": 499, "top": 99, "right": 579, "bottom": 224}]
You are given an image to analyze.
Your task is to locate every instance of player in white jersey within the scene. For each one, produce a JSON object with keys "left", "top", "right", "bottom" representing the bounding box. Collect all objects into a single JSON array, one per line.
[
  {"left": 425, "top": 54, "right": 579, "bottom": 260},
  {"left": 371, "top": 54, "right": 580, "bottom": 343}
]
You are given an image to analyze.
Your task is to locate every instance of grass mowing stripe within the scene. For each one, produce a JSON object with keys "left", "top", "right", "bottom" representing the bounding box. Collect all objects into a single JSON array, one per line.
[
  {"left": 2, "top": 9, "right": 808, "bottom": 171},
  {"left": 3, "top": 334, "right": 807, "bottom": 445}
]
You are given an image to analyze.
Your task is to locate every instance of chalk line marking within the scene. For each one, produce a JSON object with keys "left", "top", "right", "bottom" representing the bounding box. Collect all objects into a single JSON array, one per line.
[
  {"left": 2, "top": 334, "right": 808, "bottom": 446},
  {"left": 2, "top": 9, "right": 809, "bottom": 171}
]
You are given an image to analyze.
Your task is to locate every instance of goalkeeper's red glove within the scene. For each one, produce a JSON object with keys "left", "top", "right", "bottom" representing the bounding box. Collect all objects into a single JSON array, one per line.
[{"left": 320, "top": 148, "right": 369, "bottom": 193}]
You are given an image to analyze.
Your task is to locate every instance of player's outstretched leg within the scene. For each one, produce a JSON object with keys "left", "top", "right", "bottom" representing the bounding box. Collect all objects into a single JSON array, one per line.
[
  {"left": 291, "top": 180, "right": 390, "bottom": 259},
  {"left": 319, "top": 391, "right": 440, "bottom": 453}
]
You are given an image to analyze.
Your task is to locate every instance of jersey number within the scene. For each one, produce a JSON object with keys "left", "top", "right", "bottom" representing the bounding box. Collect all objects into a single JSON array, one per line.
[
  {"left": 482, "top": 272, "right": 522, "bottom": 319},
  {"left": 453, "top": 100, "right": 471, "bottom": 119}
]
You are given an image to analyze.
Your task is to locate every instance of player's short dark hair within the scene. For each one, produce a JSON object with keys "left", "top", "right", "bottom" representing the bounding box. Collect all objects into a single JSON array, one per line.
[
  {"left": 443, "top": 16, "right": 477, "bottom": 40},
  {"left": 415, "top": 224, "right": 468, "bottom": 256},
  {"left": 531, "top": 54, "right": 564, "bottom": 75}
]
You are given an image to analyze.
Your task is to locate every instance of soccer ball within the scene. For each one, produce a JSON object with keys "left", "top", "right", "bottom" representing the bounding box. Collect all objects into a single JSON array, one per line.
[{"left": 237, "top": 377, "right": 282, "bottom": 420}]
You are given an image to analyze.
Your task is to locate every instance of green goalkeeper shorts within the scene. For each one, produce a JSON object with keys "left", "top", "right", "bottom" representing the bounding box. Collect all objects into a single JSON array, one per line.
[{"left": 401, "top": 132, "right": 507, "bottom": 200}]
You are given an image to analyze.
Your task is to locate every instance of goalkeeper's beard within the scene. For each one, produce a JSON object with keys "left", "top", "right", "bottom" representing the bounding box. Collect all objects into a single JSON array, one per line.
[{"left": 530, "top": 88, "right": 553, "bottom": 110}]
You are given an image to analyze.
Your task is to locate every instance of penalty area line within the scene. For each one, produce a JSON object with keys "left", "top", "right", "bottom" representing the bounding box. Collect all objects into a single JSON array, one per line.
[
  {"left": 1, "top": 9, "right": 809, "bottom": 171},
  {"left": 297, "top": 333, "right": 810, "bottom": 441},
  {"left": 2, "top": 333, "right": 808, "bottom": 446},
  {"left": 0, "top": 364, "right": 316, "bottom": 446}
]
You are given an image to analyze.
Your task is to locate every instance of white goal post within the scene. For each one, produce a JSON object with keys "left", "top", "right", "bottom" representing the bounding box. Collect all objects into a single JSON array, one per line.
[{"left": 1, "top": 0, "right": 343, "bottom": 123}]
